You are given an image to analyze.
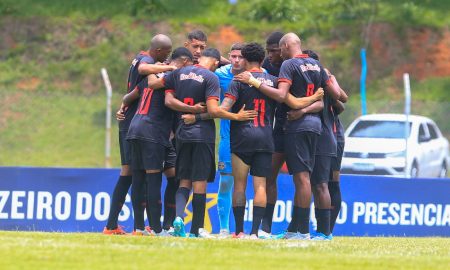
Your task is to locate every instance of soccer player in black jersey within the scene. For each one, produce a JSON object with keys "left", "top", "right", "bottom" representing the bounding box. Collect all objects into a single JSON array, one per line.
[
  {"left": 225, "top": 43, "right": 278, "bottom": 238},
  {"left": 236, "top": 33, "right": 339, "bottom": 239},
  {"left": 121, "top": 47, "right": 194, "bottom": 236},
  {"left": 104, "top": 34, "right": 175, "bottom": 235},
  {"left": 290, "top": 49, "right": 347, "bottom": 240},
  {"left": 260, "top": 31, "right": 286, "bottom": 238}
]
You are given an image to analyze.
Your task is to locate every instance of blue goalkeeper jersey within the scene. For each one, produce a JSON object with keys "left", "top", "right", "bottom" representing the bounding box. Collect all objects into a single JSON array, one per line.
[{"left": 215, "top": 64, "right": 234, "bottom": 140}]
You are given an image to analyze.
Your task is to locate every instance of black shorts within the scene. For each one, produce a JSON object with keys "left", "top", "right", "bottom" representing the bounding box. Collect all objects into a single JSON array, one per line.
[
  {"left": 284, "top": 131, "right": 318, "bottom": 175},
  {"left": 130, "top": 140, "right": 165, "bottom": 171},
  {"left": 311, "top": 155, "right": 332, "bottom": 185},
  {"left": 273, "top": 133, "right": 284, "bottom": 153},
  {"left": 233, "top": 152, "right": 272, "bottom": 178},
  {"left": 164, "top": 144, "right": 177, "bottom": 171},
  {"left": 331, "top": 141, "right": 345, "bottom": 172},
  {"left": 119, "top": 130, "right": 131, "bottom": 165},
  {"left": 176, "top": 141, "right": 216, "bottom": 182}
]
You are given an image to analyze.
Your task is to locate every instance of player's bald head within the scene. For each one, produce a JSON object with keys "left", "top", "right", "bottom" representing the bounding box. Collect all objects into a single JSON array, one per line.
[
  {"left": 279, "top": 33, "right": 301, "bottom": 48},
  {"left": 150, "top": 34, "right": 172, "bottom": 50}
]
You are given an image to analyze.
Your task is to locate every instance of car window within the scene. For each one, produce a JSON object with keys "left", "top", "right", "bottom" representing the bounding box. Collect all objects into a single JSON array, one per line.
[
  {"left": 348, "top": 120, "right": 412, "bottom": 139},
  {"left": 418, "top": 124, "right": 428, "bottom": 143},
  {"left": 427, "top": 123, "right": 438, "bottom": 139}
]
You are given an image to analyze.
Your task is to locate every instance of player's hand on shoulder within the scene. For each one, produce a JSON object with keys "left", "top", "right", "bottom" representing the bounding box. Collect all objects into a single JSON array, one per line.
[
  {"left": 287, "top": 109, "right": 304, "bottom": 121},
  {"left": 193, "top": 102, "right": 207, "bottom": 113},
  {"left": 236, "top": 104, "right": 258, "bottom": 121},
  {"left": 234, "top": 71, "right": 253, "bottom": 84},
  {"left": 182, "top": 114, "right": 196, "bottom": 125},
  {"left": 314, "top": 88, "right": 324, "bottom": 100}
]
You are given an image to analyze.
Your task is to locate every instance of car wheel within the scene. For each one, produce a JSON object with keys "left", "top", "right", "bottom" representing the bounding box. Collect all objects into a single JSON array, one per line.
[
  {"left": 410, "top": 162, "right": 419, "bottom": 178},
  {"left": 438, "top": 161, "right": 447, "bottom": 178}
]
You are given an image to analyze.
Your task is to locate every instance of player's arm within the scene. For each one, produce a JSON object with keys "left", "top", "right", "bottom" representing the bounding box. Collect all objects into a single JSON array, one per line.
[
  {"left": 122, "top": 87, "right": 140, "bottom": 106},
  {"left": 234, "top": 71, "right": 289, "bottom": 102},
  {"left": 138, "top": 63, "right": 176, "bottom": 75},
  {"left": 164, "top": 91, "right": 206, "bottom": 114},
  {"left": 287, "top": 100, "right": 324, "bottom": 121},
  {"left": 284, "top": 88, "right": 324, "bottom": 109},
  {"left": 147, "top": 74, "right": 165, "bottom": 89},
  {"left": 333, "top": 100, "right": 345, "bottom": 115},
  {"left": 207, "top": 98, "right": 257, "bottom": 121},
  {"left": 324, "top": 68, "right": 347, "bottom": 103},
  {"left": 234, "top": 71, "right": 319, "bottom": 107},
  {"left": 182, "top": 97, "right": 257, "bottom": 124}
]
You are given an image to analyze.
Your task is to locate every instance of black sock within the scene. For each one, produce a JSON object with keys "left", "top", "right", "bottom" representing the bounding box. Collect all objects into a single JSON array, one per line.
[
  {"left": 316, "top": 209, "right": 331, "bottom": 236},
  {"left": 251, "top": 206, "right": 266, "bottom": 235},
  {"left": 287, "top": 206, "right": 300, "bottom": 233},
  {"left": 190, "top": 193, "right": 206, "bottom": 236},
  {"left": 298, "top": 207, "right": 310, "bottom": 234},
  {"left": 146, "top": 172, "right": 163, "bottom": 233},
  {"left": 131, "top": 170, "right": 146, "bottom": 230},
  {"left": 175, "top": 187, "right": 190, "bottom": 218},
  {"left": 329, "top": 181, "right": 341, "bottom": 233},
  {"left": 106, "top": 175, "right": 132, "bottom": 229},
  {"left": 163, "top": 177, "right": 178, "bottom": 230},
  {"left": 233, "top": 206, "right": 245, "bottom": 234},
  {"left": 261, "top": 203, "right": 275, "bottom": 233}
]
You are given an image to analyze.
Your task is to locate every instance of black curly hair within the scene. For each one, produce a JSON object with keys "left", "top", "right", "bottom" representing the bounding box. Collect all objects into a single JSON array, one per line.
[
  {"left": 241, "top": 42, "right": 265, "bottom": 64},
  {"left": 303, "top": 49, "right": 319, "bottom": 61}
]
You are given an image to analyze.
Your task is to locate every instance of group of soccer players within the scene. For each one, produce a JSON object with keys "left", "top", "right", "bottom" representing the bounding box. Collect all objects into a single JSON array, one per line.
[{"left": 102, "top": 29, "right": 347, "bottom": 240}]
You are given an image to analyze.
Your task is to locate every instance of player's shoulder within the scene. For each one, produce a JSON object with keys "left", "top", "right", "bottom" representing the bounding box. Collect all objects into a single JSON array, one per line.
[{"left": 214, "top": 64, "right": 232, "bottom": 77}]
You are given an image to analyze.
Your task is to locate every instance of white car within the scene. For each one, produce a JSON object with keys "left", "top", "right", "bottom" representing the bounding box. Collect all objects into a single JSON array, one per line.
[{"left": 341, "top": 114, "right": 449, "bottom": 178}]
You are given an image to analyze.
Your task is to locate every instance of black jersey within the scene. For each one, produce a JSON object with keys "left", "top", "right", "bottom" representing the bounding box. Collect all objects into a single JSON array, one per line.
[
  {"left": 316, "top": 94, "right": 337, "bottom": 156},
  {"left": 262, "top": 58, "right": 285, "bottom": 135},
  {"left": 226, "top": 69, "right": 278, "bottom": 153},
  {"left": 126, "top": 74, "right": 173, "bottom": 147},
  {"left": 278, "top": 54, "right": 331, "bottom": 135},
  {"left": 120, "top": 51, "right": 155, "bottom": 131},
  {"left": 164, "top": 64, "right": 220, "bottom": 143}
]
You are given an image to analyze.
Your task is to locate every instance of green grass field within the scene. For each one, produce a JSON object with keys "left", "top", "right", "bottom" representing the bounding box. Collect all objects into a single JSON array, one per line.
[{"left": 0, "top": 231, "right": 449, "bottom": 269}]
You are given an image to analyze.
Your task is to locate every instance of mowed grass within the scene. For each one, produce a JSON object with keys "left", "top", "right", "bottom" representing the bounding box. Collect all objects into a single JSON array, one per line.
[{"left": 0, "top": 231, "right": 448, "bottom": 270}]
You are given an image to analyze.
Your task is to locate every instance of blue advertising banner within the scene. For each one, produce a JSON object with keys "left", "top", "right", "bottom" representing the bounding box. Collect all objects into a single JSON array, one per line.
[{"left": 0, "top": 167, "right": 449, "bottom": 236}]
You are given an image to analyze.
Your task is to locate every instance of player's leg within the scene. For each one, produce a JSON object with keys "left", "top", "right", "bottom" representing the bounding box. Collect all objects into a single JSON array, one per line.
[
  {"left": 163, "top": 145, "right": 178, "bottom": 231},
  {"left": 311, "top": 155, "right": 332, "bottom": 239},
  {"left": 231, "top": 153, "right": 250, "bottom": 236},
  {"left": 141, "top": 141, "right": 166, "bottom": 234},
  {"left": 217, "top": 137, "right": 233, "bottom": 235},
  {"left": 284, "top": 132, "right": 317, "bottom": 238},
  {"left": 173, "top": 142, "right": 192, "bottom": 237},
  {"left": 261, "top": 152, "right": 284, "bottom": 234},
  {"left": 249, "top": 152, "right": 271, "bottom": 237},
  {"left": 189, "top": 142, "right": 215, "bottom": 237},
  {"left": 191, "top": 180, "right": 207, "bottom": 237},
  {"left": 128, "top": 140, "right": 149, "bottom": 235},
  {"left": 329, "top": 141, "right": 344, "bottom": 233},
  {"left": 104, "top": 131, "right": 132, "bottom": 234}
]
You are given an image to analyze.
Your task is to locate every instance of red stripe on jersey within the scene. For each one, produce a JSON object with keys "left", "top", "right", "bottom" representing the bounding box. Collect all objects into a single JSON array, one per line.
[
  {"left": 165, "top": 89, "right": 175, "bottom": 94},
  {"left": 224, "top": 93, "right": 237, "bottom": 101},
  {"left": 278, "top": 78, "right": 292, "bottom": 85},
  {"left": 294, "top": 54, "right": 309, "bottom": 58},
  {"left": 207, "top": 96, "right": 219, "bottom": 101},
  {"left": 194, "top": 64, "right": 208, "bottom": 69}
]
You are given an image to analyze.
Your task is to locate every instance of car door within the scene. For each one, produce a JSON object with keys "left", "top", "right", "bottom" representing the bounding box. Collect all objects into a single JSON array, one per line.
[
  {"left": 426, "top": 123, "right": 443, "bottom": 176},
  {"left": 416, "top": 123, "right": 432, "bottom": 177}
]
